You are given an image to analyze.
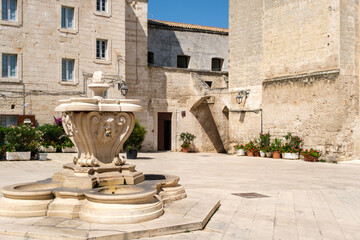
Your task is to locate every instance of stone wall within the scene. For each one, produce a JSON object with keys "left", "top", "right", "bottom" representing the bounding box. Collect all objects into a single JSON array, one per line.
[
  {"left": 148, "top": 26, "right": 228, "bottom": 71},
  {"left": 0, "top": 0, "right": 129, "bottom": 124},
  {"left": 141, "top": 66, "right": 229, "bottom": 152},
  {"left": 229, "top": 0, "right": 360, "bottom": 161}
]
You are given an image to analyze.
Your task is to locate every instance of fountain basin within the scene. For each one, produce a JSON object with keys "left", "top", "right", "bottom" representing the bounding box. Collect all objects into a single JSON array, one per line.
[
  {"left": 85, "top": 185, "right": 157, "bottom": 204},
  {"left": 2, "top": 180, "right": 60, "bottom": 200}
]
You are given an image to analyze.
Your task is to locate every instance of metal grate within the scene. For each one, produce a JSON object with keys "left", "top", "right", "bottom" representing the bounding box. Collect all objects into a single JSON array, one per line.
[{"left": 232, "top": 192, "right": 270, "bottom": 199}]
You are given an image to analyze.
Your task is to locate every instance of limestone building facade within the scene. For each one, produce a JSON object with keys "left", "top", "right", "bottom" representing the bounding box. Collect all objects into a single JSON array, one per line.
[{"left": 229, "top": 0, "right": 360, "bottom": 161}]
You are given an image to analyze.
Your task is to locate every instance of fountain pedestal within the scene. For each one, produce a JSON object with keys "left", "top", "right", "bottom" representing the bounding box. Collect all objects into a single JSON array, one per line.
[{"left": 0, "top": 72, "right": 186, "bottom": 224}]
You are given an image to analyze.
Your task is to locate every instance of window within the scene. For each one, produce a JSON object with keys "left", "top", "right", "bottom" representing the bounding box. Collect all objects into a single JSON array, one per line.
[
  {"left": 96, "top": 0, "right": 107, "bottom": 12},
  {"left": 1, "top": 0, "right": 17, "bottom": 21},
  {"left": 96, "top": 39, "right": 107, "bottom": 59},
  {"left": 1, "top": 115, "right": 17, "bottom": 127},
  {"left": 177, "top": 55, "right": 190, "bottom": 69},
  {"left": 211, "top": 58, "right": 223, "bottom": 71},
  {"left": 148, "top": 51, "right": 154, "bottom": 65},
  {"left": 62, "top": 59, "right": 74, "bottom": 81},
  {"left": 2, "top": 53, "right": 17, "bottom": 78},
  {"left": 61, "top": 6, "right": 74, "bottom": 29}
]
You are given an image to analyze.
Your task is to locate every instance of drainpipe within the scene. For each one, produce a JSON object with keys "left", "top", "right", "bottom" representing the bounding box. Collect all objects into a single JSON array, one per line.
[
  {"left": 230, "top": 109, "right": 263, "bottom": 133},
  {"left": 21, "top": 81, "right": 25, "bottom": 115}
]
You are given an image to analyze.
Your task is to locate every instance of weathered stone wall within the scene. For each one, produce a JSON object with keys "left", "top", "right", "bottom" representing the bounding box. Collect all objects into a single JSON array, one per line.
[
  {"left": 142, "top": 66, "right": 229, "bottom": 152},
  {"left": 148, "top": 27, "right": 228, "bottom": 71},
  {"left": 0, "top": 0, "right": 128, "bottom": 124},
  {"left": 229, "top": 0, "right": 360, "bottom": 161}
]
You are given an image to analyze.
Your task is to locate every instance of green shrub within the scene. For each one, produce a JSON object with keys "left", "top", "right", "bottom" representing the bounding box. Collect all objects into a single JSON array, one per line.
[
  {"left": 37, "top": 124, "right": 64, "bottom": 148},
  {"left": 179, "top": 132, "right": 196, "bottom": 148},
  {"left": 124, "top": 119, "right": 147, "bottom": 151},
  {"left": 4, "top": 124, "right": 41, "bottom": 152}
]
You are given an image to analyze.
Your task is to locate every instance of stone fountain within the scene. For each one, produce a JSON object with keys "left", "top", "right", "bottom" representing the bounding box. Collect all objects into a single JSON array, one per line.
[{"left": 0, "top": 72, "right": 186, "bottom": 224}]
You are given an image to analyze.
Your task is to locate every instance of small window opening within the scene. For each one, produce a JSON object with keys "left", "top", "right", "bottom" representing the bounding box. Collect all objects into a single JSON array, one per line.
[
  {"left": 177, "top": 55, "right": 190, "bottom": 69},
  {"left": 211, "top": 58, "right": 223, "bottom": 71},
  {"left": 11, "top": 104, "right": 15, "bottom": 109},
  {"left": 148, "top": 52, "right": 154, "bottom": 65},
  {"left": 205, "top": 81, "right": 212, "bottom": 88}
]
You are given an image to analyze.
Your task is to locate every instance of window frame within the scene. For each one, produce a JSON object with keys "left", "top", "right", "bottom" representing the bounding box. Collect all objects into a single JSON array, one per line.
[
  {"left": 2, "top": 0, "right": 17, "bottom": 21},
  {"left": 0, "top": 0, "right": 22, "bottom": 27},
  {"left": 94, "top": 0, "right": 111, "bottom": 17},
  {"left": 61, "top": 58, "right": 75, "bottom": 82},
  {"left": 57, "top": 3, "right": 78, "bottom": 34},
  {"left": 1, "top": 53, "right": 17, "bottom": 78},
  {"left": 96, "top": 39, "right": 107, "bottom": 60},
  {"left": 211, "top": 58, "right": 223, "bottom": 71},
  {"left": 61, "top": 6, "right": 74, "bottom": 29}
]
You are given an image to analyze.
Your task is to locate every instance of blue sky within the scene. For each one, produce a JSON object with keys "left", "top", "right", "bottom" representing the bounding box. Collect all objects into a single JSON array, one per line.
[{"left": 148, "top": 0, "right": 229, "bottom": 29}]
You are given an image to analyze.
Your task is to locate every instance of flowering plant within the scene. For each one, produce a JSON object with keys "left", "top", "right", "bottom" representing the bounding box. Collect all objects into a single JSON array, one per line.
[
  {"left": 301, "top": 148, "right": 321, "bottom": 158},
  {"left": 280, "top": 143, "right": 300, "bottom": 153},
  {"left": 4, "top": 124, "right": 41, "bottom": 152},
  {"left": 180, "top": 132, "right": 196, "bottom": 149},
  {"left": 244, "top": 141, "right": 259, "bottom": 153},
  {"left": 37, "top": 124, "right": 64, "bottom": 148},
  {"left": 284, "top": 132, "right": 303, "bottom": 149},
  {"left": 233, "top": 144, "right": 245, "bottom": 150}
]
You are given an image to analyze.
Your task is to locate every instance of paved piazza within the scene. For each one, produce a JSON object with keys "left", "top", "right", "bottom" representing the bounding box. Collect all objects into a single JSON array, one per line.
[{"left": 0, "top": 152, "right": 360, "bottom": 239}]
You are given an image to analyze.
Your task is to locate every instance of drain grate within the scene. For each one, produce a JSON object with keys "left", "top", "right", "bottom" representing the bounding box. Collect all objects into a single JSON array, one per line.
[{"left": 232, "top": 192, "right": 270, "bottom": 199}]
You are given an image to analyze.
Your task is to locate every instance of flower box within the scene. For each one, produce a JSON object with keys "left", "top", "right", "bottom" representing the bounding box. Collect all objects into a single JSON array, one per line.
[
  {"left": 62, "top": 147, "right": 77, "bottom": 153},
  {"left": 38, "top": 153, "right": 48, "bottom": 161},
  {"left": 6, "top": 152, "right": 31, "bottom": 161},
  {"left": 282, "top": 152, "right": 299, "bottom": 160},
  {"left": 237, "top": 149, "right": 245, "bottom": 156},
  {"left": 39, "top": 146, "right": 57, "bottom": 153}
]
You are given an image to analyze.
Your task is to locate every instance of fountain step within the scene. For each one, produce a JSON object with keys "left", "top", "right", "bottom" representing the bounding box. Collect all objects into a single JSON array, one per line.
[{"left": 0, "top": 196, "right": 220, "bottom": 239}]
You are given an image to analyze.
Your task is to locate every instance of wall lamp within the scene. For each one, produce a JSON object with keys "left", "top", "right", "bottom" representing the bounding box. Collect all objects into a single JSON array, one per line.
[
  {"left": 236, "top": 89, "right": 250, "bottom": 104},
  {"left": 117, "top": 80, "right": 129, "bottom": 96}
]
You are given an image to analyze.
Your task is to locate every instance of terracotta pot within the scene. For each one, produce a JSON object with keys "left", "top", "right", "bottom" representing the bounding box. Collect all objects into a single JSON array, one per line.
[
  {"left": 273, "top": 151, "right": 281, "bottom": 159},
  {"left": 246, "top": 150, "right": 254, "bottom": 157},
  {"left": 304, "top": 155, "right": 318, "bottom": 162},
  {"left": 182, "top": 147, "right": 189, "bottom": 153},
  {"left": 254, "top": 151, "right": 260, "bottom": 157}
]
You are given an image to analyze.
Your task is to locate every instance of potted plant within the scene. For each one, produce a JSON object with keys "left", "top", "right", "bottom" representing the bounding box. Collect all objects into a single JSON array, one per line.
[
  {"left": 271, "top": 138, "right": 282, "bottom": 159},
  {"left": 233, "top": 144, "right": 245, "bottom": 156},
  {"left": 4, "top": 124, "right": 41, "bottom": 161},
  {"left": 38, "top": 124, "right": 63, "bottom": 153},
  {"left": 179, "top": 132, "right": 196, "bottom": 153},
  {"left": 301, "top": 148, "right": 321, "bottom": 162},
  {"left": 259, "top": 132, "right": 271, "bottom": 157},
  {"left": 61, "top": 136, "right": 76, "bottom": 153},
  {"left": 123, "top": 119, "right": 147, "bottom": 159},
  {"left": 263, "top": 146, "right": 273, "bottom": 158},
  {"left": 281, "top": 133, "right": 303, "bottom": 159},
  {"left": 244, "top": 141, "right": 257, "bottom": 157}
]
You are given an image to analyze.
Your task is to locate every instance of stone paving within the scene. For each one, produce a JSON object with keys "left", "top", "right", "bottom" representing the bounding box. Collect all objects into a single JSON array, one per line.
[{"left": 0, "top": 152, "right": 360, "bottom": 239}]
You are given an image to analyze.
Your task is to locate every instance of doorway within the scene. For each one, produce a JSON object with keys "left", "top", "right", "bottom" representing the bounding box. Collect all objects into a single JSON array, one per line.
[{"left": 158, "top": 113, "right": 172, "bottom": 151}]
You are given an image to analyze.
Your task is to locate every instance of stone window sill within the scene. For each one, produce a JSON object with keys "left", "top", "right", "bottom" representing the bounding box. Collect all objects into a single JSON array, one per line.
[
  {"left": 59, "top": 81, "right": 78, "bottom": 86},
  {"left": 94, "top": 59, "right": 111, "bottom": 65},
  {"left": 58, "top": 28, "right": 78, "bottom": 35},
  {"left": 0, "top": 77, "right": 21, "bottom": 83},
  {"left": 0, "top": 20, "right": 21, "bottom": 27},
  {"left": 94, "top": 11, "right": 111, "bottom": 18}
]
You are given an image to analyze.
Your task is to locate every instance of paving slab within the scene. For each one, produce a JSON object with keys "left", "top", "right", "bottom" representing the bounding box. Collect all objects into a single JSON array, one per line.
[{"left": 1, "top": 152, "right": 360, "bottom": 239}]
